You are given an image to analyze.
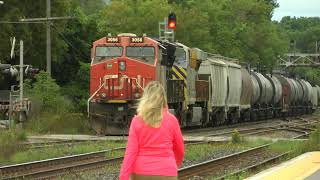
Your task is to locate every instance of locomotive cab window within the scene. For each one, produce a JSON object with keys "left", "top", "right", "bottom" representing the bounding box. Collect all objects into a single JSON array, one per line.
[
  {"left": 174, "top": 48, "right": 187, "bottom": 68},
  {"left": 126, "top": 47, "right": 155, "bottom": 65},
  {"left": 93, "top": 46, "right": 123, "bottom": 63}
]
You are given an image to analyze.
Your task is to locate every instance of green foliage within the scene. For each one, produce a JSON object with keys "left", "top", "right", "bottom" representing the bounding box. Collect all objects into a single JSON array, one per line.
[
  {"left": 0, "top": 129, "right": 27, "bottom": 161},
  {"left": 25, "top": 112, "right": 91, "bottom": 134},
  {"left": 25, "top": 71, "right": 66, "bottom": 112},
  {"left": 96, "top": 0, "right": 287, "bottom": 67},
  {"left": 62, "top": 62, "right": 90, "bottom": 112},
  {"left": 280, "top": 17, "right": 320, "bottom": 52},
  {"left": 24, "top": 71, "right": 91, "bottom": 134},
  {"left": 0, "top": 0, "right": 71, "bottom": 67},
  {"left": 231, "top": 129, "right": 242, "bottom": 144}
]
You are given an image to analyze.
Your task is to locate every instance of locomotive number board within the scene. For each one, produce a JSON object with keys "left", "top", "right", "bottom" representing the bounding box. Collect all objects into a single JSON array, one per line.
[
  {"left": 130, "top": 37, "right": 144, "bottom": 43},
  {"left": 107, "top": 37, "right": 120, "bottom": 43}
]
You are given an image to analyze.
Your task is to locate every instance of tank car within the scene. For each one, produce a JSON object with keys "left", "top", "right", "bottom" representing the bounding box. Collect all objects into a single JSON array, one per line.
[
  {"left": 265, "top": 74, "right": 283, "bottom": 117},
  {"left": 316, "top": 85, "right": 320, "bottom": 105},
  {"left": 240, "top": 67, "right": 253, "bottom": 121},
  {"left": 311, "top": 86, "right": 318, "bottom": 111},
  {"left": 250, "top": 72, "right": 274, "bottom": 119}
]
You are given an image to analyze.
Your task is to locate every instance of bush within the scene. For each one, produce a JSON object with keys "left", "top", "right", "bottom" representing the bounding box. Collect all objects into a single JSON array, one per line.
[
  {"left": 26, "top": 112, "right": 91, "bottom": 134},
  {"left": 231, "top": 129, "right": 242, "bottom": 144},
  {"left": 62, "top": 62, "right": 90, "bottom": 112},
  {"left": 0, "top": 129, "right": 27, "bottom": 160},
  {"left": 25, "top": 71, "right": 70, "bottom": 113},
  {"left": 24, "top": 71, "right": 91, "bottom": 134}
]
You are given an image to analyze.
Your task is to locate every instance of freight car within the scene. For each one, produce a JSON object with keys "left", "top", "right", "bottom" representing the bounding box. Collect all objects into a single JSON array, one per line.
[{"left": 88, "top": 34, "right": 319, "bottom": 135}]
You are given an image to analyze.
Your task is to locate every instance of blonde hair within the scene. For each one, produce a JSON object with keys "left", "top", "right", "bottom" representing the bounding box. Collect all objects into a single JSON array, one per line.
[{"left": 137, "top": 81, "right": 167, "bottom": 127}]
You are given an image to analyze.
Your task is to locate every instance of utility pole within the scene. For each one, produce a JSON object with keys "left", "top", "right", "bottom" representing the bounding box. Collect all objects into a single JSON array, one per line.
[
  {"left": 46, "top": 0, "right": 51, "bottom": 76},
  {"left": 19, "top": 40, "right": 23, "bottom": 125},
  {"left": 19, "top": 1, "right": 73, "bottom": 77}
]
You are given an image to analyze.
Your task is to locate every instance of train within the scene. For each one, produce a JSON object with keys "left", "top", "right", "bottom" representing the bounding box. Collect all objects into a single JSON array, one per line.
[
  {"left": 88, "top": 33, "right": 320, "bottom": 135},
  {"left": 0, "top": 64, "right": 36, "bottom": 127}
]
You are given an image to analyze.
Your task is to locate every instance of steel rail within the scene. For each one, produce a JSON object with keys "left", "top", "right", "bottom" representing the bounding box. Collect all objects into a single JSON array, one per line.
[
  {"left": 178, "top": 144, "right": 272, "bottom": 179},
  {"left": 216, "top": 151, "right": 290, "bottom": 179},
  {"left": 19, "top": 139, "right": 103, "bottom": 150},
  {"left": 0, "top": 147, "right": 125, "bottom": 179},
  {"left": 5, "top": 157, "right": 123, "bottom": 179}
]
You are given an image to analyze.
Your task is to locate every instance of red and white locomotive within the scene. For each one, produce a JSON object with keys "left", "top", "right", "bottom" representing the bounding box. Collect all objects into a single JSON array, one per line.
[{"left": 88, "top": 33, "right": 186, "bottom": 134}]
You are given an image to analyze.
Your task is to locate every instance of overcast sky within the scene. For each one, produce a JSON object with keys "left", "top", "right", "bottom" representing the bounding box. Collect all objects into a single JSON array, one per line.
[{"left": 272, "top": 0, "right": 320, "bottom": 21}]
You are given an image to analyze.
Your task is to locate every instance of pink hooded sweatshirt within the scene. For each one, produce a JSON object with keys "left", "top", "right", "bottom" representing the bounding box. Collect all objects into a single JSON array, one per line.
[{"left": 119, "top": 109, "right": 185, "bottom": 180}]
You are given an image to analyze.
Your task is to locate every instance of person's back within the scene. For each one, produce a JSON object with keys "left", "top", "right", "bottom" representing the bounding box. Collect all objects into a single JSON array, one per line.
[{"left": 119, "top": 81, "right": 184, "bottom": 180}]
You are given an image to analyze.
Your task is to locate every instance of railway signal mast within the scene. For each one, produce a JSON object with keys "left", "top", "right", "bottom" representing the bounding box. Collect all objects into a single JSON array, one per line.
[
  {"left": 278, "top": 41, "right": 320, "bottom": 68},
  {"left": 159, "top": 12, "right": 176, "bottom": 42}
]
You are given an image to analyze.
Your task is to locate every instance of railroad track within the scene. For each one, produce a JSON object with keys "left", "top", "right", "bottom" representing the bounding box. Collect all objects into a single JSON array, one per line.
[
  {"left": 187, "top": 118, "right": 319, "bottom": 138},
  {"left": 0, "top": 147, "right": 125, "bottom": 179},
  {"left": 0, "top": 141, "right": 214, "bottom": 179},
  {"left": 19, "top": 140, "right": 99, "bottom": 150},
  {"left": 178, "top": 127, "right": 315, "bottom": 179},
  {"left": 178, "top": 144, "right": 287, "bottom": 179}
]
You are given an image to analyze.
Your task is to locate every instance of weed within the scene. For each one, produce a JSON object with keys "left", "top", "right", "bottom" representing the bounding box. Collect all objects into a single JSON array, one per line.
[
  {"left": 231, "top": 129, "right": 242, "bottom": 144},
  {"left": 0, "top": 129, "right": 27, "bottom": 161}
]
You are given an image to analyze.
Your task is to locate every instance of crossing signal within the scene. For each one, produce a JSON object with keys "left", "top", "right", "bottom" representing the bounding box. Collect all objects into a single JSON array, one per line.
[{"left": 168, "top": 12, "right": 176, "bottom": 29}]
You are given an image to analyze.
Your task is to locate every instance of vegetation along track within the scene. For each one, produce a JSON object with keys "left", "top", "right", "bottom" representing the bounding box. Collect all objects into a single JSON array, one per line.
[
  {"left": 178, "top": 143, "right": 288, "bottom": 179},
  {"left": 0, "top": 141, "right": 210, "bottom": 179}
]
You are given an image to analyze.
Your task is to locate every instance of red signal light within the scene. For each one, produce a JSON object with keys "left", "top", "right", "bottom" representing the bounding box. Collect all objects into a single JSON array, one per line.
[
  {"left": 168, "top": 12, "right": 176, "bottom": 29},
  {"left": 168, "top": 22, "right": 176, "bottom": 29}
]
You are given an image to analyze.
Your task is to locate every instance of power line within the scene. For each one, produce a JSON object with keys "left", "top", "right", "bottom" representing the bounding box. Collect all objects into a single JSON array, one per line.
[
  {"left": 51, "top": 25, "right": 90, "bottom": 60},
  {"left": 0, "top": 21, "right": 44, "bottom": 24}
]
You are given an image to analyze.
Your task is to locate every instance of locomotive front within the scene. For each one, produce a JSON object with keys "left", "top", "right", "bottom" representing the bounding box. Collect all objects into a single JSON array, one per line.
[{"left": 88, "top": 34, "right": 159, "bottom": 135}]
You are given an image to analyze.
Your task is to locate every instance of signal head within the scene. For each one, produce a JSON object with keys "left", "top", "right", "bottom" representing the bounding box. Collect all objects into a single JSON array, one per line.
[{"left": 168, "top": 12, "right": 176, "bottom": 29}]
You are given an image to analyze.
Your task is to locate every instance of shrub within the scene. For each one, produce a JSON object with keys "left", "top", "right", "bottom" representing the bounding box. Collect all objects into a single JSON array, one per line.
[
  {"left": 0, "top": 129, "right": 27, "bottom": 160},
  {"left": 62, "top": 62, "right": 90, "bottom": 112},
  {"left": 231, "top": 129, "right": 242, "bottom": 144},
  {"left": 24, "top": 71, "right": 91, "bottom": 134}
]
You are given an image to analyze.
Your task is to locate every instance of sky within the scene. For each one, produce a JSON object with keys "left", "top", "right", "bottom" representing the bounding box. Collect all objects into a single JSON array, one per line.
[{"left": 272, "top": 0, "right": 320, "bottom": 21}]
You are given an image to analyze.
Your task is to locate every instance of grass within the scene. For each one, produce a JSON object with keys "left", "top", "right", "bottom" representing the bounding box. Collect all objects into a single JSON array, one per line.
[
  {"left": 0, "top": 140, "right": 126, "bottom": 165},
  {"left": 25, "top": 112, "right": 93, "bottom": 135},
  {"left": 184, "top": 139, "right": 270, "bottom": 163},
  {"left": 0, "top": 129, "right": 27, "bottom": 161}
]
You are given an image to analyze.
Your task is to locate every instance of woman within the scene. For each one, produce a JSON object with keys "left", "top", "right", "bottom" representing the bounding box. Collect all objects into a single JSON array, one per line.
[{"left": 119, "top": 81, "right": 185, "bottom": 180}]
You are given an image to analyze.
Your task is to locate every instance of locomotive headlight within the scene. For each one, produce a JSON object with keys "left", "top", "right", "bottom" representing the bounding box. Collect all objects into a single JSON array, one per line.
[
  {"left": 119, "top": 61, "right": 126, "bottom": 71},
  {"left": 134, "top": 92, "right": 141, "bottom": 98},
  {"left": 101, "top": 93, "right": 107, "bottom": 98}
]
